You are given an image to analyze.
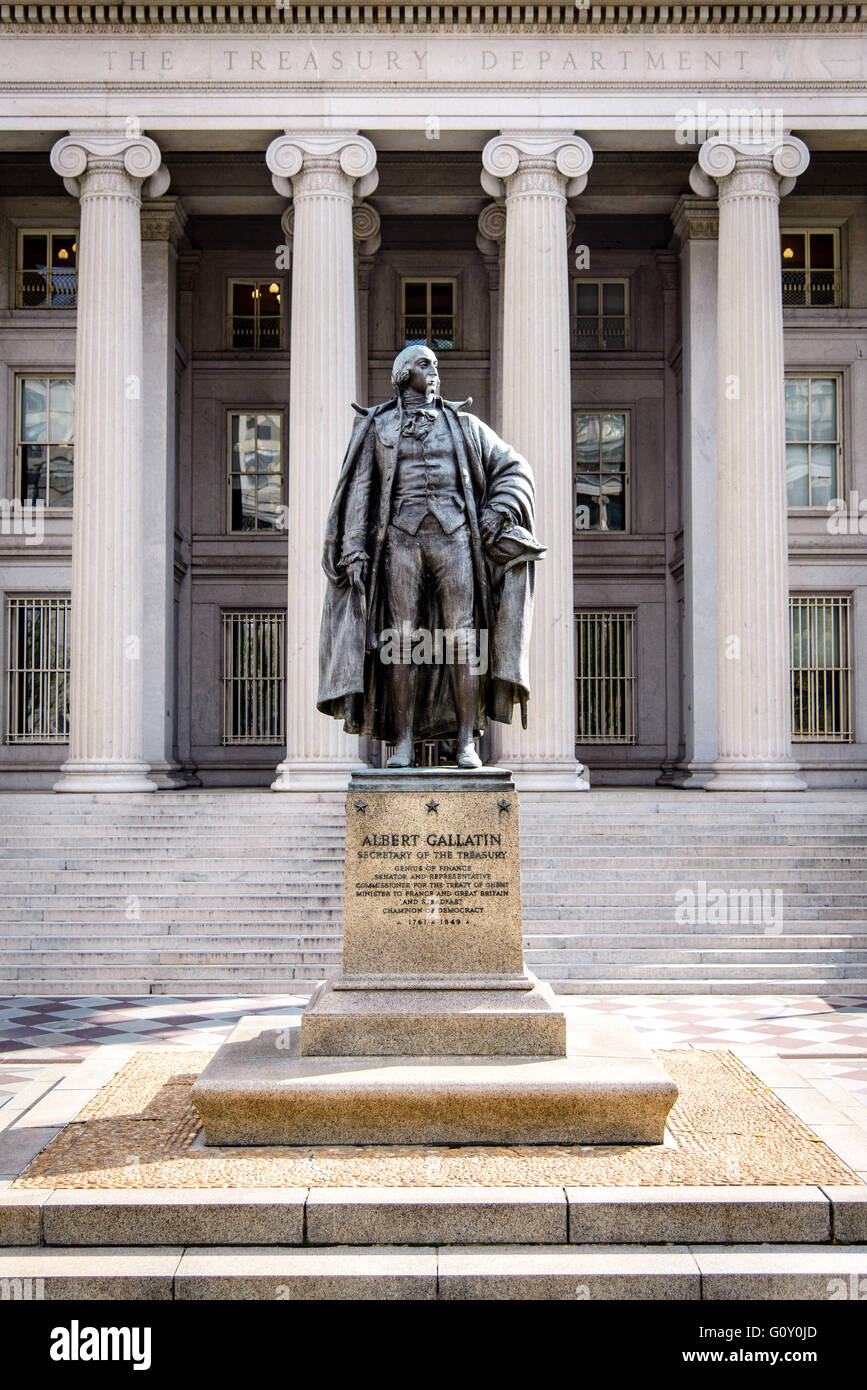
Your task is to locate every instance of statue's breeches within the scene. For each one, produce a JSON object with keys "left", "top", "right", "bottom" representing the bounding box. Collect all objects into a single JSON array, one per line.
[{"left": 383, "top": 516, "right": 475, "bottom": 634}]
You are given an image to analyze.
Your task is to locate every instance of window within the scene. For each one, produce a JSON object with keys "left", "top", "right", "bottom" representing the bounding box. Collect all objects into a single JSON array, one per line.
[
  {"left": 17, "top": 230, "right": 77, "bottom": 308},
  {"left": 573, "top": 410, "right": 628, "bottom": 532},
  {"left": 781, "top": 230, "right": 840, "bottom": 306},
  {"left": 790, "top": 595, "right": 851, "bottom": 742},
  {"left": 17, "top": 376, "right": 74, "bottom": 507},
  {"left": 575, "top": 611, "right": 636, "bottom": 745},
  {"left": 222, "top": 611, "right": 286, "bottom": 745},
  {"left": 785, "top": 375, "right": 840, "bottom": 508},
  {"left": 401, "top": 279, "right": 456, "bottom": 350},
  {"left": 6, "top": 596, "right": 70, "bottom": 742},
  {"left": 573, "top": 280, "right": 629, "bottom": 350},
  {"left": 227, "top": 279, "right": 283, "bottom": 350},
  {"left": 228, "top": 412, "right": 284, "bottom": 532}
]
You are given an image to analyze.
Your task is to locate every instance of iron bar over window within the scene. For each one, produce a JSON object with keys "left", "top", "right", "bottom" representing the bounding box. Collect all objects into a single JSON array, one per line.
[
  {"left": 222, "top": 610, "right": 286, "bottom": 744},
  {"left": 575, "top": 610, "right": 636, "bottom": 744},
  {"left": 790, "top": 595, "right": 852, "bottom": 742},
  {"left": 6, "top": 596, "right": 70, "bottom": 742}
]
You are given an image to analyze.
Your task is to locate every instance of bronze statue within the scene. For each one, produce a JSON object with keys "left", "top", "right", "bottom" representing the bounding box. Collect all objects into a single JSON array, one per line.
[{"left": 317, "top": 346, "right": 544, "bottom": 767}]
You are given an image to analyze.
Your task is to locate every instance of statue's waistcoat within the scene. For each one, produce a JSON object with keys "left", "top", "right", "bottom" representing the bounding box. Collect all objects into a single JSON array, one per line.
[{"left": 390, "top": 411, "right": 466, "bottom": 536}]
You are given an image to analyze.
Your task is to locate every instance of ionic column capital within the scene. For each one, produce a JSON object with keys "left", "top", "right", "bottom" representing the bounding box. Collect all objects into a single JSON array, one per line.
[
  {"left": 671, "top": 194, "right": 719, "bottom": 246},
  {"left": 352, "top": 201, "right": 381, "bottom": 256},
  {"left": 481, "top": 131, "right": 593, "bottom": 199},
  {"left": 50, "top": 131, "right": 169, "bottom": 201},
  {"left": 690, "top": 134, "right": 810, "bottom": 201},
  {"left": 141, "top": 197, "right": 188, "bottom": 245},
  {"left": 476, "top": 199, "right": 506, "bottom": 256},
  {"left": 265, "top": 131, "right": 378, "bottom": 201}
]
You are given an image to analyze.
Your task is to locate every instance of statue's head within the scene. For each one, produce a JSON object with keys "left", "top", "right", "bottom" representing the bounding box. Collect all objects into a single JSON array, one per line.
[{"left": 391, "top": 345, "right": 440, "bottom": 400}]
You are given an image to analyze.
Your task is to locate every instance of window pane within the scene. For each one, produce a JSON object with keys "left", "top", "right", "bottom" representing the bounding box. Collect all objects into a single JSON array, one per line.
[
  {"left": 809, "top": 233, "right": 835, "bottom": 269},
  {"left": 22, "top": 445, "right": 47, "bottom": 502},
  {"left": 809, "top": 378, "right": 837, "bottom": 441},
  {"left": 575, "top": 414, "right": 600, "bottom": 465},
  {"left": 601, "top": 414, "right": 626, "bottom": 464},
  {"left": 21, "top": 234, "right": 47, "bottom": 270},
  {"left": 256, "top": 415, "right": 281, "bottom": 470},
  {"left": 256, "top": 476, "right": 283, "bottom": 530},
  {"left": 48, "top": 448, "right": 74, "bottom": 507},
  {"left": 404, "top": 282, "right": 427, "bottom": 315},
  {"left": 232, "top": 282, "right": 255, "bottom": 314},
  {"left": 576, "top": 283, "right": 598, "bottom": 315},
  {"left": 786, "top": 443, "right": 809, "bottom": 506},
  {"left": 602, "top": 282, "right": 625, "bottom": 314},
  {"left": 49, "top": 379, "right": 74, "bottom": 445},
  {"left": 231, "top": 415, "right": 257, "bottom": 472},
  {"left": 259, "top": 283, "right": 281, "bottom": 314},
  {"left": 231, "top": 473, "right": 257, "bottom": 530},
  {"left": 809, "top": 445, "right": 836, "bottom": 508},
  {"left": 781, "top": 232, "right": 805, "bottom": 267},
  {"left": 51, "top": 235, "right": 76, "bottom": 269},
  {"left": 785, "top": 379, "right": 809, "bottom": 440},
  {"left": 22, "top": 379, "right": 48, "bottom": 442},
  {"left": 600, "top": 474, "right": 626, "bottom": 531},
  {"left": 430, "top": 281, "right": 454, "bottom": 315}
]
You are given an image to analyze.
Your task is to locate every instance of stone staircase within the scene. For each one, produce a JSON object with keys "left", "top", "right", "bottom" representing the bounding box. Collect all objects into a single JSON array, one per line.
[{"left": 1, "top": 789, "right": 866, "bottom": 996}]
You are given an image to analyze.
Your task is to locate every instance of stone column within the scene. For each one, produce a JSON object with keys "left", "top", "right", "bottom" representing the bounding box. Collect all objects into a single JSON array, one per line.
[
  {"left": 691, "top": 136, "right": 810, "bottom": 791},
  {"left": 481, "top": 132, "right": 593, "bottom": 791},
  {"left": 670, "top": 198, "right": 720, "bottom": 788},
  {"left": 50, "top": 132, "right": 170, "bottom": 793},
  {"left": 141, "top": 198, "right": 188, "bottom": 788},
  {"left": 265, "top": 132, "right": 378, "bottom": 792}
]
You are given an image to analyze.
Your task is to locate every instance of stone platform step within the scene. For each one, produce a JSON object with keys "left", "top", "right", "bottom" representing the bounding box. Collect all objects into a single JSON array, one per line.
[
  {"left": 1, "top": 1185, "right": 865, "bottom": 1299},
  {"left": 4, "top": 1242, "right": 867, "bottom": 1299}
]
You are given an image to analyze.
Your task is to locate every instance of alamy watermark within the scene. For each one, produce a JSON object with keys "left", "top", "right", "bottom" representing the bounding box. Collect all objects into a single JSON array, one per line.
[
  {"left": 827, "top": 493, "right": 867, "bottom": 535},
  {"left": 0, "top": 498, "right": 44, "bottom": 546},
  {"left": 675, "top": 880, "right": 783, "bottom": 933},
  {"left": 675, "top": 101, "right": 784, "bottom": 147},
  {"left": 377, "top": 621, "right": 489, "bottom": 676}
]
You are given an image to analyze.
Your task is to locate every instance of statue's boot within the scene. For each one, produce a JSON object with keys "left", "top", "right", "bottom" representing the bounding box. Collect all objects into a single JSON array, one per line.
[
  {"left": 386, "top": 737, "right": 414, "bottom": 768},
  {"left": 456, "top": 742, "right": 482, "bottom": 769}
]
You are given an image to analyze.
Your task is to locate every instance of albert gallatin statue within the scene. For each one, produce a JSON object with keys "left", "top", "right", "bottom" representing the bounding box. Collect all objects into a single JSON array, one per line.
[{"left": 317, "top": 345, "right": 544, "bottom": 768}]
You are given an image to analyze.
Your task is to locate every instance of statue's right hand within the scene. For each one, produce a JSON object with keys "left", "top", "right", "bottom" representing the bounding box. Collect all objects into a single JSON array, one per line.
[{"left": 347, "top": 558, "right": 367, "bottom": 591}]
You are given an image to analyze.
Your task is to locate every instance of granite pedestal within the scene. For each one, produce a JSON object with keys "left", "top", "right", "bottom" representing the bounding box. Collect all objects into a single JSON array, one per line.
[{"left": 191, "top": 768, "right": 678, "bottom": 1145}]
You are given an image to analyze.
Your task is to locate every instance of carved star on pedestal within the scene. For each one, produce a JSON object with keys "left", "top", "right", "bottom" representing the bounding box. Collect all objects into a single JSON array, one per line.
[
  {"left": 497, "top": 799, "right": 512, "bottom": 813},
  {"left": 353, "top": 800, "right": 367, "bottom": 813},
  {"left": 426, "top": 800, "right": 439, "bottom": 813}
]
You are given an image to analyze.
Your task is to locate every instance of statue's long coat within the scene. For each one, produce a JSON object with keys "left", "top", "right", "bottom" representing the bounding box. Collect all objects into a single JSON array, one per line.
[{"left": 317, "top": 395, "right": 540, "bottom": 744}]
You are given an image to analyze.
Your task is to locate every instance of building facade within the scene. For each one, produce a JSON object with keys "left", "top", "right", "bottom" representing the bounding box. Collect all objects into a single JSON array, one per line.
[{"left": 1, "top": 13, "right": 866, "bottom": 791}]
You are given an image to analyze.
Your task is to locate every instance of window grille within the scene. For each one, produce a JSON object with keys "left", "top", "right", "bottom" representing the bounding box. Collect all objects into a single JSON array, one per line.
[
  {"left": 401, "top": 279, "right": 456, "bottom": 350},
  {"left": 6, "top": 596, "right": 70, "bottom": 742},
  {"left": 573, "top": 280, "right": 629, "bottom": 350},
  {"left": 222, "top": 611, "right": 286, "bottom": 745},
  {"left": 790, "top": 595, "right": 852, "bottom": 742},
  {"left": 781, "top": 230, "right": 840, "bottom": 306},
  {"left": 16, "top": 231, "right": 77, "bottom": 308},
  {"left": 576, "top": 610, "right": 636, "bottom": 744},
  {"left": 228, "top": 280, "right": 283, "bottom": 350}
]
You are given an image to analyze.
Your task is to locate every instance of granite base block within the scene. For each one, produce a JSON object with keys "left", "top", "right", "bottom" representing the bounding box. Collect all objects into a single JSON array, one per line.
[
  {"left": 191, "top": 1012, "right": 677, "bottom": 1146},
  {"left": 300, "top": 972, "right": 567, "bottom": 1057}
]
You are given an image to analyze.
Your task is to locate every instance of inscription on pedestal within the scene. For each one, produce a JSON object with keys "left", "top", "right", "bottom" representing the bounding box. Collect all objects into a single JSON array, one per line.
[{"left": 342, "top": 773, "right": 524, "bottom": 980}]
